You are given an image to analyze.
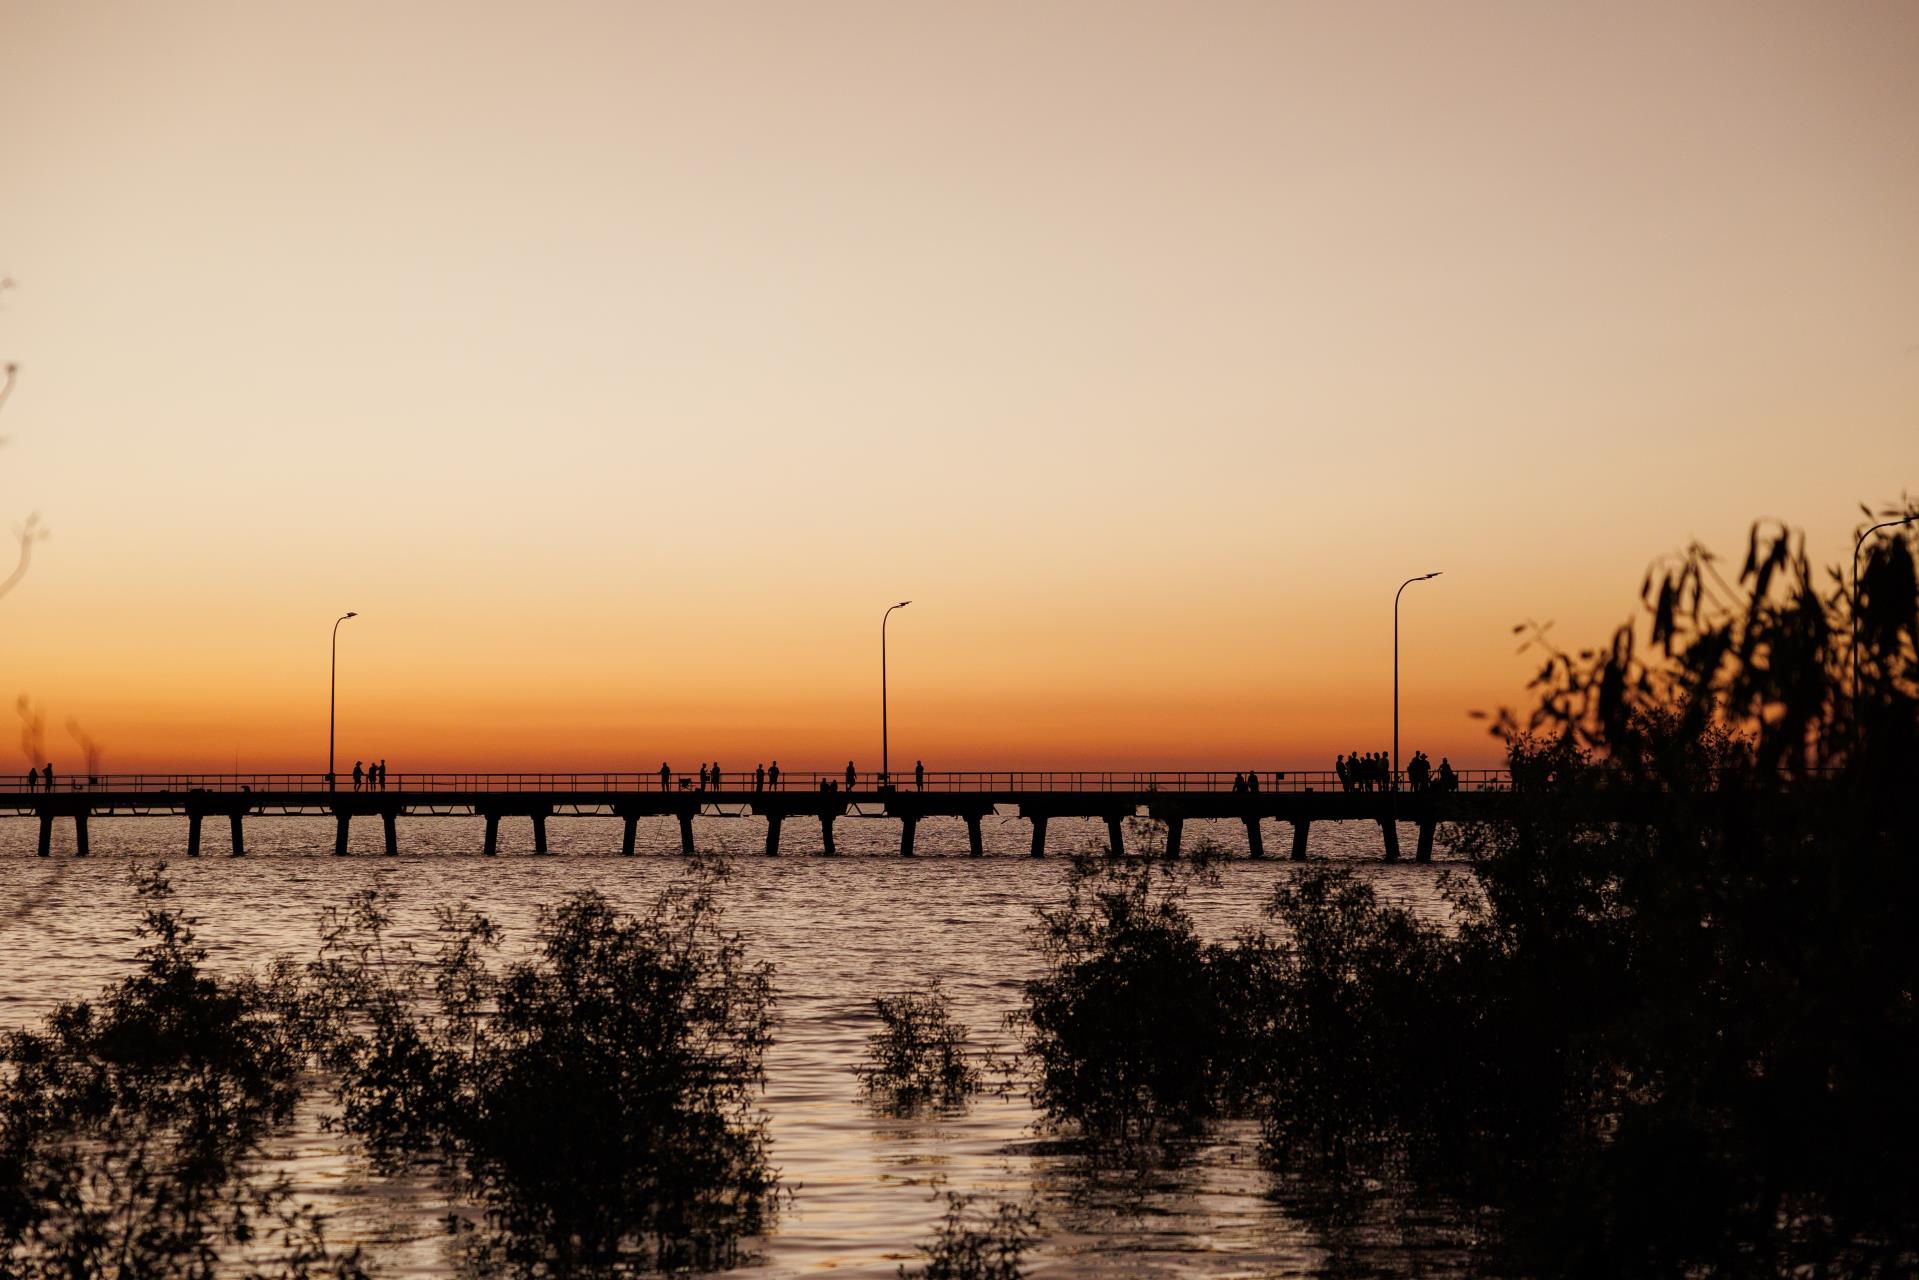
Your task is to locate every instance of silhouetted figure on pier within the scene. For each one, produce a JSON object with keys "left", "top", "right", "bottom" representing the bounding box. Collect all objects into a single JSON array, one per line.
[
  {"left": 845, "top": 761, "right": 856, "bottom": 791},
  {"left": 352, "top": 761, "right": 364, "bottom": 791},
  {"left": 1408, "top": 751, "right": 1431, "bottom": 793},
  {"left": 1335, "top": 755, "right": 1349, "bottom": 791},
  {"left": 42, "top": 763, "right": 53, "bottom": 791},
  {"left": 768, "top": 760, "right": 781, "bottom": 790},
  {"left": 379, "top": 759, "right": 389, "bottom": 789},
  {"left": 659, "top": 762, "right": 672, "bottom": 791},
  {"left": 1247, "top": 770, "right": 1261, "bottom": 792},
  {"left": 1436, "top": 757, "right": 1458, "bottom": 792},
  {"left": 1232, "top": 772, "right": 1245, "bottom": 793},
  {"left": 915, "top": 760, "right": 925, "bottom": 791},
  {"left": 23, "top": 769, "right": 35, "bottom": 793},
  {"left": 698, "top": 763, "right": 709, "bottom": 791}
]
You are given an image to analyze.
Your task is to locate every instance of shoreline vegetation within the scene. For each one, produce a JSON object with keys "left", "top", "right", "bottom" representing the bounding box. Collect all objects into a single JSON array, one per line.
[{"left": 4, "top": 507, "right": 1916, "bottom": 1278}]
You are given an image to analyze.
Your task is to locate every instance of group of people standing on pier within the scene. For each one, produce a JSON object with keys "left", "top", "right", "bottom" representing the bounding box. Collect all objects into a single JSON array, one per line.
[
  {"left": 661, "top": 760, "right": 932, "bottom": 793},
  {"left": 21, "top": 763, "right": 55, "bottom": 791},
  {"left": 1336, "top": 751, "right": 1458, "bottom": 793},
  {"left": 351, "top": 759, "right": 389, "bottom": 790}
]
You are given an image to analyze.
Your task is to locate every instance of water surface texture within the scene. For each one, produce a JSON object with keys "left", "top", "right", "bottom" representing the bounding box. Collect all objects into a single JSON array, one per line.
[{"left": 0, "top": 814, "right": 1467, "bottom": 1277}]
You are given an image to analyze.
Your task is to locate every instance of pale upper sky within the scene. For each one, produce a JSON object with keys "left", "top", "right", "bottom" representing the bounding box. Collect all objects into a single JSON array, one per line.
[{"left": 1, "top": 1, "right": 1915, "bottom": 771}]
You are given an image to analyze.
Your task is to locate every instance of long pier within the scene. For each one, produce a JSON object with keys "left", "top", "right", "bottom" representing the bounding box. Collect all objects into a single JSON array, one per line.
[{"left": 8, "top": 768, "right": 1517, "bottom": 861}]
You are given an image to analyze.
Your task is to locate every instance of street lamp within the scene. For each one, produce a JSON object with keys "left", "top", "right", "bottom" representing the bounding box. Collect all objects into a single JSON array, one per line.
[
  {"left": 1394, "top": 573, "right": 1441, "bottom": 788},
  {"left": 882, "top": 600, "right": 911, "bottom": 786},
  {"left": 329, "top": 612, "right": 357, "bottom": 790},
  {"left": 1853, "top": 514, "right": 1917, "bottom": 736}
]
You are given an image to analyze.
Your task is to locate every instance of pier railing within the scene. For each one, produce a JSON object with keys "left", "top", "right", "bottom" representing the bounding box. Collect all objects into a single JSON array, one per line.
[{"left": 4, "top": 769, "right": 1512, "bottom": 794}]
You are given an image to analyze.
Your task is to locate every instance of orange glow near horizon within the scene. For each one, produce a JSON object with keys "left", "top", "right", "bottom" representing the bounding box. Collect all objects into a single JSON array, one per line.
[{"left": 1, "top": 2, "right": 1915, "bottom": 773}]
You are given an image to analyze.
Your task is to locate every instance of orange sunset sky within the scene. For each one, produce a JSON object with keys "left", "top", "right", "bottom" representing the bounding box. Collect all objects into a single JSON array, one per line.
[{"left": 1, "top": 1, "right": 1915, "bottom": 772}]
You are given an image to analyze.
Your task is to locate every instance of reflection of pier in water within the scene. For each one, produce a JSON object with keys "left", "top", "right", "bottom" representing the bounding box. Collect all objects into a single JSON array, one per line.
[{"left": 9, "top": 768, "right": 1579, "bottom": 861}]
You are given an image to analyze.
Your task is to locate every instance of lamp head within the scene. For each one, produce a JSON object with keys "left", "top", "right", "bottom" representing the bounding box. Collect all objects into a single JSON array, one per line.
[
  {"left": 898, "top": 600, "right": 912, "bottom": 608},
  {"left": 1422, "top": 572, "right": 1441, "bottom": 581},
  {"left": 346, "top": 611, "right": 358, "bottom": 618}
]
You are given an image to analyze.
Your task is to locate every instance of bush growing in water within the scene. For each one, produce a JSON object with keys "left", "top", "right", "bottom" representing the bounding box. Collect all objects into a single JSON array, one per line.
[
  {"left": 308, "top": 863, "right": 780, "bottom": 1273},
  {"left": 855, "top": 981, "right": 984, "bottom": 1110},
  {"left": 0, "top": 865, "right": 364, "bottom": 1280},
  {"left": 1017, "top": 855, "right": 1257, "bottom": 1143}
]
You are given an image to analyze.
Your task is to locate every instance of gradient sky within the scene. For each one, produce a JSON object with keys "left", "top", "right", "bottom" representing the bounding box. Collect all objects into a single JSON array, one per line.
[{"left": 2, "top": 1, "right": 1915, "bottom": 772}]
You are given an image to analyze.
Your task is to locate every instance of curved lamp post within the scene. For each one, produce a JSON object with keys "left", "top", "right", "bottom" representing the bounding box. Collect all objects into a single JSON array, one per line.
[
  {"left": 1394, "top": 573, "right": 1441, "bottom": 788},
  {"left": 329, "top": 612, "right": 357, "bottom": 790},
  {"left": 882, "top": 600, "right": 911, "bottom": 786}
]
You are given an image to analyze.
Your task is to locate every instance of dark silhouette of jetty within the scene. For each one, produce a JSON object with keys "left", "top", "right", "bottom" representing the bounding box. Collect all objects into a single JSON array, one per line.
[{"left": 3, "top": 766, "right": 1791, "bottom": 861}]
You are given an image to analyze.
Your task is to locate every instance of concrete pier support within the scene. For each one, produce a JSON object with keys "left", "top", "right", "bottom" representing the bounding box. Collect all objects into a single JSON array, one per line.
[
  {"left": 1380, "top": 819, "right": 1401, "bottom": 862},
  {"left": 228, "top": 813, "right": 246, "bottom": 857},
  {"left": 36, "top": 813, "right": 50, "bottom": 857},
  {"left": 819, "top": 813, "right": 837, "bottom": 856},
  {"left": 1163, "top": 817, "right": 1183, "bottom": 859},
  {"left": 965, "top": 814, "right": 984, "bottom": 857},
  {"left": 483, "top": 815, "right": 500, "bottom": 856},
  {"left": 383, "top": 812, "right": 398, "bottom": 856},
  {"left": 74, "top": 812, "right": 89, "bottom": 857},
  {"left": 1244, "top": 816, "right": 1265, "bottom": 859},
  {"left": 1290, "top": 820, "right": 1311, "bottom": 861},
  {"left": 899, "top": 815, "right": 918, "bottom": 857},
  {"left": 1105, "top": 815, "right": 1125, "bottom": 857},
  {"left": 334, "top": 812, "right": 351, "bottom": 856},
  {"left": 1415, "top": 819, "right": 1436, "bottom": 864},
  {"left": 622, "top": 815, "right": 638, "bottom": 856},
  {"left": 678, "top": 812, "right": 696, "bottom": 855},
  {"left": 764, "top": 812, "right": 782, "bottom": 856},
  {"left": 1029, "top": 815, "right": 1047, "bottom": 857},
  {"left": 531, "top": 812, "right": 549, "bottom": 855},
  {"left": 187, "top": 813, "right": 203, "bottom": 858}
]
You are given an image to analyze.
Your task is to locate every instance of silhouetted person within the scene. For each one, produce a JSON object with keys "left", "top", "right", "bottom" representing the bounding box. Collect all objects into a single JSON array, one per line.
[
  {"left": 1335, "top": 754, "right": 1348, "bottom": 791},
  {"left": 711, "top": 760, "right": 722, "bottom": 790},
  {"left": 1247, "top": 770, "right": 1260, "bottom": 792},
  {"left": 1436, "top": 757, "right": 1457, "bottom": 792},
  {"left": 755, "top": 762, "right": 765, "bottom": 792},
  {"left": 379, "top": 759, "right": 389, "bottom": 790},
  {"left": 845, "top": 760, "right": 856, "bottom": 791},
  {"left": 1232, "top": 772, "right": 1245, "bottom": 793},
  {"left": 42, "top": 763, "right": 53, "bottom": 791},
  {"left": 698, "top": 763, "right": 709, "bottom": 791},
  {"left": 915, "top": 760, "right": 925, "bottom": 791},
  {"left": 23, "top": 768, "right": 35, "bottom": 793},
  {"left": 769, "top": 760, "right": 781, "bottom": 790},
  {"left": 659, "top": 762, "right": 672, "bottom": 791},
  {"left": 352, "top": 761, "right": 364, "bottom": 791},
  {"left": 1408, "top": 751, "right": 1430, "bottom": 793}
]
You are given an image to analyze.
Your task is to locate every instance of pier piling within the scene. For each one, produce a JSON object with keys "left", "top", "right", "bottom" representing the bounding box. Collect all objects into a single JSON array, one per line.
[
  {"left": 228, "top": 813, "right": 245, "bottom": 857},
  {"left": 678, "top": 811, "right": 695, "bottom": 855},
  {"left": 1415, "top": 819, "right": 1436, "bottom": 863},
  {"left": 383, "top": 812, "right": 398, "bottom": 856},
  {"left": 74, "top": 812, "right": 89, "bottom": 857},
  {"left": 900, "top": 815, "right": 917, "bottom": 857},
  {"left": 1105, "top": 814, "right": 1125, "bottom": 857},
  {"left": 531, "top": 812, "right": 548, "bottom": 855},
  {"left": 187, "top": 812, "right": 202, "bottom": 858},
  {"left": 621, "top": 814, "right": 638, "bottom": 856},
  {"left": 1244, "top": 816, "right": 1265, "bottom": 859},
  {"left": 36, "top": 813, "right": 50, "bottom": 858},
  {"left": 1163, "top": 816, "right": 1183, "bottom": 859},
  {"left": 1380, "top": 818, "right": 1401, "bottom": 862},
  {"left": 819, "top": 813, "right": 837, "bottom": 856},
  {"left": 1029, "top": 815, "right": 1047, "bottom": 857},
  {"left": 483, "top": 814, "right": 499, "bottom": 856},
  {"left": 333, "top": 812, "right": 350, "bottom": 856},
  {"left": 965, "top": 814, "right": 984, "bottom": 857},
  {"left": 763, "top": 812, "right": 782, "bottom": 856},
  {"left": 1290, "top": 819, "right": 1310, "bottom": 861}
]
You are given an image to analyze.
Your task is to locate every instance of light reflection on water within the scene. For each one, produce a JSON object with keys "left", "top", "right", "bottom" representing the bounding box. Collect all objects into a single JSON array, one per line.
[{"left": 0, "top": 813, "right": 1470, "bottom": 1278}]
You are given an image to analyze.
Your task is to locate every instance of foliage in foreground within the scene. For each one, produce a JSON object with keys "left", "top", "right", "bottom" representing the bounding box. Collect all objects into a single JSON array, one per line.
[
  {"left": 307, "top": 863, "right": 780, "bottom": 1274},
  {"left": 855, "top": 981, "right": 987, "bottom": 1111},
  {"left": 1016, "top": 507, "right": 1919, "bottom": 1275},
  {"left": 0, "top": 866, "right": 364, "bottom": 1280}
]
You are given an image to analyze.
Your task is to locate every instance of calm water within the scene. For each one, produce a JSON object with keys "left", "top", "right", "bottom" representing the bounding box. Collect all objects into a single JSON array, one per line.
[{"left": 0, "top": 812, "right": 1471, "bottom": 1277}]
